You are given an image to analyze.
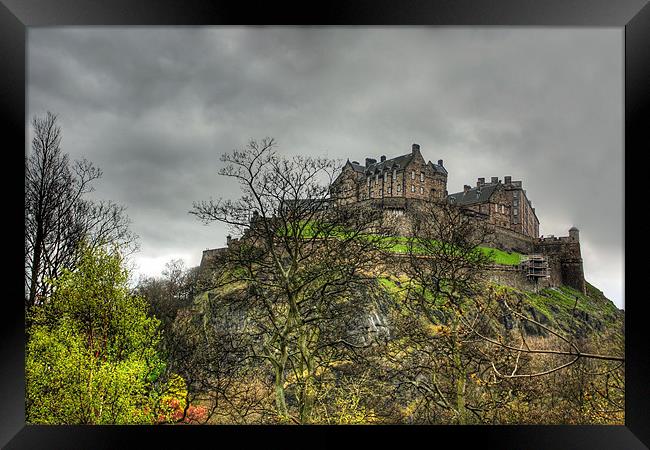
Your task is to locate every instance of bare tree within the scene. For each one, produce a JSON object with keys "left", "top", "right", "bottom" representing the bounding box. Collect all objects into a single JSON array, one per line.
[
  {"left": 190, "top": 138, "right": 393, "bottom": 423},
  {"left": 380, "top": 201, "right": 497, "bottom": 424},
  {"left": 386, "top": 201, "right": 623, "bottom": 424},
  {"left": 25, "top": 112, "right": 138, "bottom": 308}
]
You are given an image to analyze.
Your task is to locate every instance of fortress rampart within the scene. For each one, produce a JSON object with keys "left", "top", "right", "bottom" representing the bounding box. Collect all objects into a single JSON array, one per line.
[
  {"left": 200, "top": 224, "right": 586, "bottom": 295},
  {"left": 200, "top": 143, "right": 586, "bottom": 295}
]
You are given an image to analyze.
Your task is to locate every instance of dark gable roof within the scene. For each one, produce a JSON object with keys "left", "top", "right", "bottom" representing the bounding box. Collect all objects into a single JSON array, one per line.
[
  {"left": 365, "top": 153, "right": 414, "bottom": 174},
  {"left": 348, "top": 152, "right": 447, "bottom": 175},
  {"left": 448, "top": 183, "right": 499, "bottom": 206},
  {"left": 427, "top": 160, "right": 448, "bottom": 175}
]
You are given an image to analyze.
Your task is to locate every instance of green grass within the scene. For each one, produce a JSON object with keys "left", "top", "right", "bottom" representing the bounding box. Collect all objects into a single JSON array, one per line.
[
  {"left": 507, "top": 284, "right": 623, "bottom": 331},
  {"left": 277, "top": 221, "right": 523, "bottom": 265},
  {"left": 381, "top": 236, "right": 522, "bottom": 266},
  {"left": 479, "top": 247, "right": 521, "bottom": 265}
]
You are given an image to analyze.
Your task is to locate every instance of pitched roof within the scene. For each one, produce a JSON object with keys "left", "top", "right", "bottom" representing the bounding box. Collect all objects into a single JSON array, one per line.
[
  {"left": 448, "top": 183, "right": 499, "bottom": 206},
  {"left": 347, "top": 152, "right": 447, "bottom": 175},
  {"left": 365, "top": 153, "right": 414, "bottom": 173}
]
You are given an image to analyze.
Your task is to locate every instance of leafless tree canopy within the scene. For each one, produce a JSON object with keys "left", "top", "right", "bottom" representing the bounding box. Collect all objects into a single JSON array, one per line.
[
  {"left": 25, "top": 112, "right": 138, "bottom": 308},
  {"left": 189, "top": 138, "right": 398, "bottom": 423}
]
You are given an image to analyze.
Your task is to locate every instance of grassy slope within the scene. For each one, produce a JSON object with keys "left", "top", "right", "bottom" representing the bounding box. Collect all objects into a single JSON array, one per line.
[
  {"left": 376, "top": 273, "right": 622, "bottom": 338},
  {"left": 286, "top": 224, "right": 522, "bottom": 266}
]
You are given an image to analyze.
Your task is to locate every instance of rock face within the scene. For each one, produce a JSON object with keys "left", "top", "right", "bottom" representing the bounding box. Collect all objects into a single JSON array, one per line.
[
  {"left": 191, "top": 280, "right": 393, "bottom": 348},
  {"left": 496, "top": 284, "right": 623, "bottom": 340},
  {"left": 346, "top": 305, "right": 391, "bottom": 346},
  {"left": 191, "top": 274, "right": 619, "bottom": 354}
]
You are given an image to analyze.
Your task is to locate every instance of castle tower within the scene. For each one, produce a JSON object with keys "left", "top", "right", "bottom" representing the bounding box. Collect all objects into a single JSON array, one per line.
[{"left": 535, "top": 227, "right": 586, "bottom": 295}]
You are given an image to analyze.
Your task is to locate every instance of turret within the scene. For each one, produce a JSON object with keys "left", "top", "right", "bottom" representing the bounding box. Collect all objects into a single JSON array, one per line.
[{"left": 569, "top": 226, "right": 579, "bottom": 242}]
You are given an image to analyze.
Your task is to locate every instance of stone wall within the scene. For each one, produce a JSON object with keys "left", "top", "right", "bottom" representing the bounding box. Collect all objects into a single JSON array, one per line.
[
  {"left": 199, "top": 247, "right": 228, "bottom": 272},
  {"left": 489, "top": 227, "right": 537, "bottom": 254},
  {"left": 486, "top": 264, "right": 552, "bottom": 291},
  {"left": 534, "top": 236, "right": 585, "bottom": 294}
]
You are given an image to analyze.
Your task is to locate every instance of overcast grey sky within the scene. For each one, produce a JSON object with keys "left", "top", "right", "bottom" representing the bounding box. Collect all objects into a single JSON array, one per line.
[{"left": 27, "top": 27, "right": 624, "bottom": 308}]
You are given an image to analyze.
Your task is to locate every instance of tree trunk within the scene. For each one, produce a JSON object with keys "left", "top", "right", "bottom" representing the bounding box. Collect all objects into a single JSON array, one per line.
[
  {"left": 452, "top": 319, "right": 467, "bottom": 424},
  {"left": 273, "top": 341, "right": 289, "bottom": 421},
  {"left": 28, "top": 225, "right": 44, "bottom": 308},
  {"left": 298, "top": 330, "right": 316, "bottom": 424}
]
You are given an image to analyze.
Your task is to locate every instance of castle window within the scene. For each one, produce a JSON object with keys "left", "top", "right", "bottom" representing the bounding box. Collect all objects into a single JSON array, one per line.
[
  {"left": 388, "top": 187, "right": 392, "bottom": 194},
  {"left": 419, "top": 186, "right": 423, "bottom": 194},
  {"left": 494, "top": 203, "right": 498, "bottom": 212},
  {"left": 411, "top": 171, "right": 415, "bottom": 180},
  {"left": 367, "top": 176, "right": 370, "bottom": 187},
  {"left": 375, "top": 174, "right": 379, "bottom": 184},
  {"left": 501, "top": 205, "right": 505, "bottom": 213},
  {"left": 393, "top": 169, "right": 396, "bottom": 180},
  {"left": 514, "top": 209, "right": 518, "bottom": 216},
  {"left": 397, "top": 185, "right": 401, "bottom": 193},
  {"left": 420, "top": 172, "right": 424, "bottom": 182},
  {"left": 411, "top": 185, "right": 415, "bottom": 193},
  {"left": 384, "top": 172, "right": 387, "bottom": 182}
]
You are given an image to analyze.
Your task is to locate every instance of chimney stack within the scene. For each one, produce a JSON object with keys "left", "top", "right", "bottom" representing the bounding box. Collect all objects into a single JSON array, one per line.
[
  {"left": 438, "top": 159, "right": 443, "bottom": 166},
  {"left": 365, "top": 157, "right": 376, "bottom": 166},
  {"left": 504, "top": 176, "right": 512, "bottom": 184},
  {"left": 226, "top": 235, "right": 232, "bottom": 246},
  {"left": 477, "top": 177, "right": 485, "bottom": 187},
  {"left": 380, "top": 155, "right": 386, "bottom": 162},
  {"left": 412, "top": 143, "right": 420, "bottom": 154},
  {"left": 491, "top": 176, "right": 499, "bottom": 184},
  {"left": 463, "top": 185, "right": 471, "bottom": 193}
]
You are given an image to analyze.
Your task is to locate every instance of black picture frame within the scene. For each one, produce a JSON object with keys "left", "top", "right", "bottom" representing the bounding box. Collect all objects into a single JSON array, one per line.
[{"left": 2, "top": 1, "right": 648, "bottom": 448}]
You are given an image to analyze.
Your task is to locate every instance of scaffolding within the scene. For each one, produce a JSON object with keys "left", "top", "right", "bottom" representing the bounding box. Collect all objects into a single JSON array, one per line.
[{"left": 519, "top": 254, "right": 550, "bottom": 288}]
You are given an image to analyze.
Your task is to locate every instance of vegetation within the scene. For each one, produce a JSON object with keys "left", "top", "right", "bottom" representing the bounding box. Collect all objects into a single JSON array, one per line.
[
  {"left": 25, "top": 131, "right": 623, "bottom": 425},
  {"left": 25, "top": 112, "right": 138, "bottom": 309},
  {"left": 281, "top": 222, "right": 522, "bottom": 265},
  {"left": 179, "top": 138, "right": 623, "bottom": 424},
  {"left": 26, "top": 245, "right": 162, "bottom": 424}
]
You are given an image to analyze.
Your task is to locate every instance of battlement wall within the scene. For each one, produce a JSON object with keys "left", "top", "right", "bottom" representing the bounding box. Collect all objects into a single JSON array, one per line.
[
  {"left": 489, "top": 227, "right": 537, "bottom": 254},
  {"left": 534, "top": 236, "right": 585, "bottom": 294},
  {"left": 200, "top": 247, "right": 228, "bottom": 271}
]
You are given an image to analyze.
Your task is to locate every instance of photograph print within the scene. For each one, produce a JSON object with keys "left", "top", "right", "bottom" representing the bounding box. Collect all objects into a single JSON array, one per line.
[{"left": 25, "top": 26, "right": 624, "bottom": 425}]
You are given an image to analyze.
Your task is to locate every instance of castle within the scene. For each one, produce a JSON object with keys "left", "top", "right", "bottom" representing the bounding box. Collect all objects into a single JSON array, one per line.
[
  {"left": 330, "top": 143, "right": 584, "bottom": 293},
  {"left": 330, "top": 143, "right": 539, "bottom": 239},
  {"left": 201, "top": 143, "right": 586, "bottom": 294}
]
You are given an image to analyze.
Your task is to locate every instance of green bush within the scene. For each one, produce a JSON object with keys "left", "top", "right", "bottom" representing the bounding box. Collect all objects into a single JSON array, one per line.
[{"left": 26, "top": 244, "right": 164, "bottom": 424}]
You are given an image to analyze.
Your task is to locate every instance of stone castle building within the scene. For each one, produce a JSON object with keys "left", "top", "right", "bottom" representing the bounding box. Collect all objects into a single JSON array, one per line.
[
  {"left": 331, "top": 143, "right": 539, "bottom": 239},
  {"left": 201, "top": 143, "right": 586, "bottom": 295},
  {"left": 331, "top": 143, "right": 448, "bottom": 206},
  {"left": 329, "top": 143, "right": 584, "bottom": 293}
]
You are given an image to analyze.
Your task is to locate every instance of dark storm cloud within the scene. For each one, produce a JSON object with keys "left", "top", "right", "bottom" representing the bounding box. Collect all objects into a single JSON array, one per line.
[{"left": 27, "top": 27, "right": 623, "bottom": 307}]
